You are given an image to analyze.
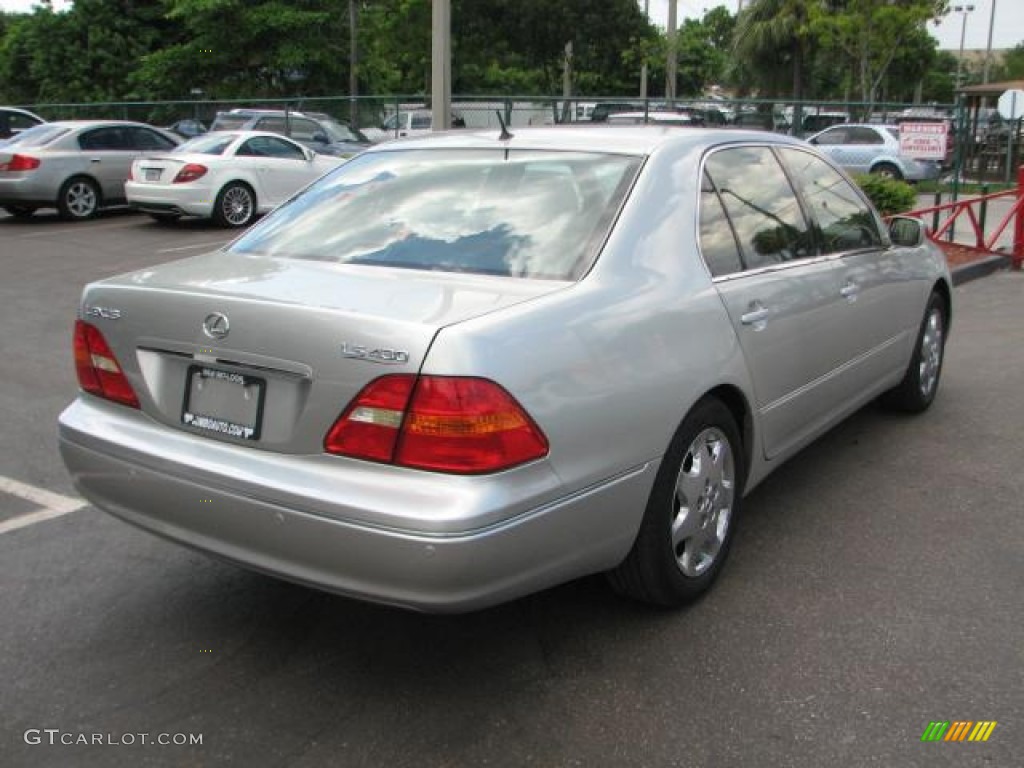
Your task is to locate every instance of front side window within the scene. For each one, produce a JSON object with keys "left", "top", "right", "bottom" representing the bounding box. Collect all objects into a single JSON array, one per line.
[
  {"left": 780, "top": 148, "right": 882, "bottom": 254},
  {"left": 848, "top": 127, "right": 884, "bottom": 145},
  {"left": 705, "top": 147, "right": 814, "bottom": 270},
  {"left": 230, "top": 149, "right": 642, "bottom": 280}
]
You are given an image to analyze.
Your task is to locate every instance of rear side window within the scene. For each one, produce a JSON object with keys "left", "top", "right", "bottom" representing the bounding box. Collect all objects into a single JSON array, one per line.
[
  {"left": 704, "top": 147, "right": 814, "bottom": 270},
  {"left": 4, "top": 124, "right": 68, "bottom": 147},
  {"left": 79, "top": 127, "right": 130, "bottom": 150},
  {"left": 779, "top": 148, "right": 882, "bottom": 253},
  {"left": 698, "top": 171, "right": 743, "bottom": 277},
  {"left": 131, "top": 128, "right": 177, "bottom": 151},
  {"left": 230, "top": 149, "right": 642, "bottom": 280}
]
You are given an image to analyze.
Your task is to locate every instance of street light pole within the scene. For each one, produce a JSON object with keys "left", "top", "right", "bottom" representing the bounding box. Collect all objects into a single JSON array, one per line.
[
  {"left": 954, "top": 4, "right": 975, "bottom": 89},
  {"left": 982, "top": 0, "right": 996, "bottom": 84}
]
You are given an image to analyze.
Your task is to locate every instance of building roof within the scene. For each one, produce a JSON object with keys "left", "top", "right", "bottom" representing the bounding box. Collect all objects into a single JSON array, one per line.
[{"left": 958, "top": 79, "right": 1024, "bottom": 97}]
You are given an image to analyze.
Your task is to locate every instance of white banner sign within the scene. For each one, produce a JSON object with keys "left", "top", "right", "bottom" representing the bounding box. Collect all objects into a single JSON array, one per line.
[{"left": 898, "top": 122, "right": 949, "bottom": 160}]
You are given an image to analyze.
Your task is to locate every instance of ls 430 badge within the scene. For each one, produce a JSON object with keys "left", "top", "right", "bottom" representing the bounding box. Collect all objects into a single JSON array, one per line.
[{"left": 340, "top": 342, "right": 410, "bottom": 364}]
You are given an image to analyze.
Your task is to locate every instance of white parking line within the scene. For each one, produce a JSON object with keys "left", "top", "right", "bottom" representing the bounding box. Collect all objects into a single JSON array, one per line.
[
  {"left": 14, "top": 219, "right": 142, "bottom": 239},
  {"left": 0, "top": 475, "right": 87, "bottom": 534},
  {"left": 157, "top": 240, "right": 231, "bottom": 254}
]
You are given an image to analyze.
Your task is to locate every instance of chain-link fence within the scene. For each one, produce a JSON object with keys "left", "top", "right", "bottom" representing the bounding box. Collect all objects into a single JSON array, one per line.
[{"left": 18, "top": 93, "right": 1018, "bottom": 182}]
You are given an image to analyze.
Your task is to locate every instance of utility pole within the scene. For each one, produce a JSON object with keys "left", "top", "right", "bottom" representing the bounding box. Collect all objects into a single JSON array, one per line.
[
  {"left": 666, "top": 0, "right": 677, "bottom": 105},
  {"left": 954, "top": 4, "right": 975, "bottom": 90},
  {"left": 563, "top": 41, "right": 573, "bottom": 123},
  {"left": 349, "top": 0, "right": 359, "bottom": 127},
  {"left": 640, "top": 0, "right": 649, "bottom": 99},
  {"left": 431, "top": 0, "right": 451, "bottom": 133}
]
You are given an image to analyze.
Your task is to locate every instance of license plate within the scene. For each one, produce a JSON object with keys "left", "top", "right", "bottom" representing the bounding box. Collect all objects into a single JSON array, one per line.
[
  {"left": 182, "top": 366, "right": 266, "bottom": 440},
  {"left": 144, "top": 168, "right": 161, "bottom": 181}
]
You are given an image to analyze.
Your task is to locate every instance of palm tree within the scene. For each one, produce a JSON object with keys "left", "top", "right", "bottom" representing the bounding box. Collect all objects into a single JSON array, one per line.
[{"left": 730, "top": 0, "right": 818, "bottom": 102}]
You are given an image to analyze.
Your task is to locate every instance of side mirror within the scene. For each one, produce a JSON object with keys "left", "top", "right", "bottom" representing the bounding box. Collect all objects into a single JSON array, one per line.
[
  {"left": 888, "top": 216, "right": 925, "bottom": 247},
  {"left": 304, "top": 148, "right": 316, "bottom": 161}
]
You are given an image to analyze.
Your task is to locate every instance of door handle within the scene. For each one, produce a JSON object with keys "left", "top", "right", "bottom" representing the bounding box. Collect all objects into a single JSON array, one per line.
[
  {"left": 90, "top": 158, "right": 102, "bottom": 163},
  {"left": 741, "top": 304, "right": 769, "bottom": 328},
  {"left": 840, "top": 281, "right": 859, "bottom": 301}
]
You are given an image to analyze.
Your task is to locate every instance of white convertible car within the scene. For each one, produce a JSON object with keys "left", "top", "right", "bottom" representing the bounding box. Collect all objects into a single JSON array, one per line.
[{"left": 125, "top": 130, "right": 345, "bottom": 227}]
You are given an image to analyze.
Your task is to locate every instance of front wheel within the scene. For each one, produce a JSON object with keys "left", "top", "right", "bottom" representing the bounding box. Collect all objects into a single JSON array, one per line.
[
  {"left": 213, "top": 182, "right": 256, "bottom": 228},
  {"left": 57, "top": 177, "right": 101, "bottom": 220},
  {"left": 608, "top": 398, "right": 744, "bottom": 606},
  {"left": 871, "top": 162, "right": 903, "bottom": 181},
  {"left": 882, "top": 291, "right": 947, "bottom": 413}
]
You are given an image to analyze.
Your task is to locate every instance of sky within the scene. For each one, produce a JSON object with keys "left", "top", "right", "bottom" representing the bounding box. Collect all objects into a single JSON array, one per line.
[{"left": 0, "top": 0, "right": 1021, "bottom": 53}]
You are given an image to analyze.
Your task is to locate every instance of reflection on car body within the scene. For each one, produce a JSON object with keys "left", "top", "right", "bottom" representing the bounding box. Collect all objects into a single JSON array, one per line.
[{"left": 59, "top": 126, "right": 952, "bottom": 612}]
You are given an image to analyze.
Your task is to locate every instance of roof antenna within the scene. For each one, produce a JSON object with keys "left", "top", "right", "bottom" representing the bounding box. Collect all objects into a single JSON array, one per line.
[{"left": 495, "top": 110, "right": 514, "bottom": 141}]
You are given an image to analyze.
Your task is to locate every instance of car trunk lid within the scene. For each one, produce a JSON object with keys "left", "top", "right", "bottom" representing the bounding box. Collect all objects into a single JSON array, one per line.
[{"left": 80, "top": 250, "right": 568, "bottom": 454}]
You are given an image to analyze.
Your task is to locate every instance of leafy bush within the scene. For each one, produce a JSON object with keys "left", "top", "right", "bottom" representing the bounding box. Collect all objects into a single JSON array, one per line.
[{"left": 854, "top": 174, "right": 918, "bottom": 216}]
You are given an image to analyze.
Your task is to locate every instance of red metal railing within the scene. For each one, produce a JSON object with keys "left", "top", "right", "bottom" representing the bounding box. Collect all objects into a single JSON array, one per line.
[{"left": 903, "top": 166, "right": 1024, "bottom": 270}]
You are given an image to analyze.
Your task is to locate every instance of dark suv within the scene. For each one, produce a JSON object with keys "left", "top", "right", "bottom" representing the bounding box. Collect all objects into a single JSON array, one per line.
[{"left": 208, "top": 109, "right": 372, "bottom": 157}]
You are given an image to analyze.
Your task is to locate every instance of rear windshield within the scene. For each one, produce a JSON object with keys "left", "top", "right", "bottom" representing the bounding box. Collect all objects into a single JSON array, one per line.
[
  {"left": 209, "top": 114, "right": 250, "bottom": 131},
  {"left": 176, "top": 133, "right": 237, "bottom": 155},
  {"left": 4, "top": 124, "right": 69, "bottom": 147},
  {"left": 230, "top": 148, "right": 642, "bottom": 280}
]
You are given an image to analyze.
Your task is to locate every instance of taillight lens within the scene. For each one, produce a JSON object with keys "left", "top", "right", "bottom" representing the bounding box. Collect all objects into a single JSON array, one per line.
[
  {"left": 325, "top": 375, "right": 548, "bottom": 474},
  {"left": 0, "top": 154, "right": 41, "bottom": 172},
  {"left": 73, "top": 320, "right": 140, "bottom": 408},
  {"left": 173, "top": 163, "right": 207, "bottom": 183}
]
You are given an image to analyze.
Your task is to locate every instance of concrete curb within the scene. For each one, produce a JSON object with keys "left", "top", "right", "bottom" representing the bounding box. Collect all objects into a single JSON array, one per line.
[{"left": 951, "top": 253, "right": 1013, "bottom": 285}]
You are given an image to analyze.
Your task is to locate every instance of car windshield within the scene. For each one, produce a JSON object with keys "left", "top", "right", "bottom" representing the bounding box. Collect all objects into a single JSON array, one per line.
[
  {"left": 3, "top": 124, "right": 69, "bottom": 147},
  {"left": 175, "top": 133, "right": 238, "bottom": 155},
  {"left": 230, "top": 148, "right": 642, "bottom": 280},
  {"left": 318, "top": 118, "right": 369, "bottom": 144}
]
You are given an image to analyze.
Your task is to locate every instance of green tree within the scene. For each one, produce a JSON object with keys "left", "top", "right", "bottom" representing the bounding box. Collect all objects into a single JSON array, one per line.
[{"left": 730, "top": 0, "right": 818, "bottom": 100}]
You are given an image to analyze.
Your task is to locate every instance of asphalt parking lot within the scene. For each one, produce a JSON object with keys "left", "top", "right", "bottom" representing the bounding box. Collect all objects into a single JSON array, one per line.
[{"left": 1, "top": 209, "right": 1021, "bottom": 767}]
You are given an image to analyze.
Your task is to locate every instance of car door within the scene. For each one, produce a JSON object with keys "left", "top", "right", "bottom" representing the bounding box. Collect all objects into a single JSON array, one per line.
[
  {"left": 779, "top": 147, "right": 922, "bottom": 399},
  {"left": 810, "top": 127, "right": 862, "bottom": 175},
  {"left": 77, "top": 126, "right": 135, "bottom": 201},
  {"left": 235, "top": 136, "right": 311, "bottom": 208},
  {"left": 702, "top": 146, "right": 847, "bottom": 460}
]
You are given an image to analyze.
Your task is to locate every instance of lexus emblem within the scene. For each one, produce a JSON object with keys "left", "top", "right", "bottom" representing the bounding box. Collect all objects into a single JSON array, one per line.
[{"left": 202, "top": 312, "right": 230, "bottom": 340}]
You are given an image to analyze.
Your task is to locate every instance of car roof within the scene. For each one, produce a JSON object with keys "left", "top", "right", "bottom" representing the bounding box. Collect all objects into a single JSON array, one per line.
[
  {"left": 1, "top": 106, "right": 43, "bottom": 119},
  {"left": 42, "top": 120, "right": 168, "bottom": 130},
  {"left": 369, "top": 125, "right": 806, "bottom": 156}
]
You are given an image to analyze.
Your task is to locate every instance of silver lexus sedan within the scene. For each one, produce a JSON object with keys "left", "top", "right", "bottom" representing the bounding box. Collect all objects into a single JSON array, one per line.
[{"left": 58, "top": 127, "right": 951, "bottom": 612}]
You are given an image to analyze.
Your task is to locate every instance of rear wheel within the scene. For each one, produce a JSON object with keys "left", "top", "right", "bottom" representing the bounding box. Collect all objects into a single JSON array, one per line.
[
  {"left": 213, "top": 182, "right": 256, "bottom": 228},
  {"left": 882, "top": 291, "right": 947, "bottom": 413},
  {"left": 871, "top": 162, "right": 903, "bottom": 181},
  {"left": 608, "top": 397, "right": 744, "bottom": 606},
  {"left": 57, "top": 177, "right": 101, "bottom": 220},
  {"left": 3, "top": 205, "right": 35, "bottom": 219}
]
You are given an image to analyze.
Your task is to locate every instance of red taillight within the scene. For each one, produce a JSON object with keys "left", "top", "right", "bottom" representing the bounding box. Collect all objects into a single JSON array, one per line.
[
  {"left": 173, "top": 163, "right": 207, "bottom": 183},
  {"left": 0, "top": 154, "right": 41, "bottom": 172},
  {"left": 127, "top": 165, "right": 134, "bottom": 181},
  {"left": 325, "top": 375, "right": 549, "bottom": 474},
  {"left": 73, "top": 320, "right": 140, "bottom": 408}
]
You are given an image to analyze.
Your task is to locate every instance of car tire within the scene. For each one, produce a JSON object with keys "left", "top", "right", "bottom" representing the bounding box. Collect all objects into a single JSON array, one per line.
[
  {"left": 148, "top": 213, "right": 180, "bottom": 225},
  {"left": 608, "top": 397, "right": 744, "bottom": 606},
  {"left": 57, "top": 176, "right": 101, "bottom": 220},
  {"left": 213, "top": 182, "right": 256, "bottom": 228},
  {"left": 882, "top": 291, "right": 947, "bottom": 413},
  {"left": 871, "top": 162, "right": 903, "bottom": 181},
  {"left": 4, "top": 205, "right": 35, "bottom": 219}
]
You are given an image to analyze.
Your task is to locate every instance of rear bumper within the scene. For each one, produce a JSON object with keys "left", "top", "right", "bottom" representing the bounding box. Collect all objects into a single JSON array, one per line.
[
  {"left": 125, "top": 181, "right": 214, "bottom": 218},
  {"left": 58, "top": 397, "right": 652, "bottom": 612},
  {"left": 0, "top": 175, "right": 54, "bottom": 206}
]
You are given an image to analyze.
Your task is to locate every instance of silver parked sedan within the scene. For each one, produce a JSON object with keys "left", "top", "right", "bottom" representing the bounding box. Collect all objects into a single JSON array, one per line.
[
  {"left": 0, "top": 120, "right": 180, "bottom": 219},
  {"left": 806, "top": 123, "right": 943, "bottom": 181},
  {"left": 58, "top": 127, "right": 951, "bottom": 612}
]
